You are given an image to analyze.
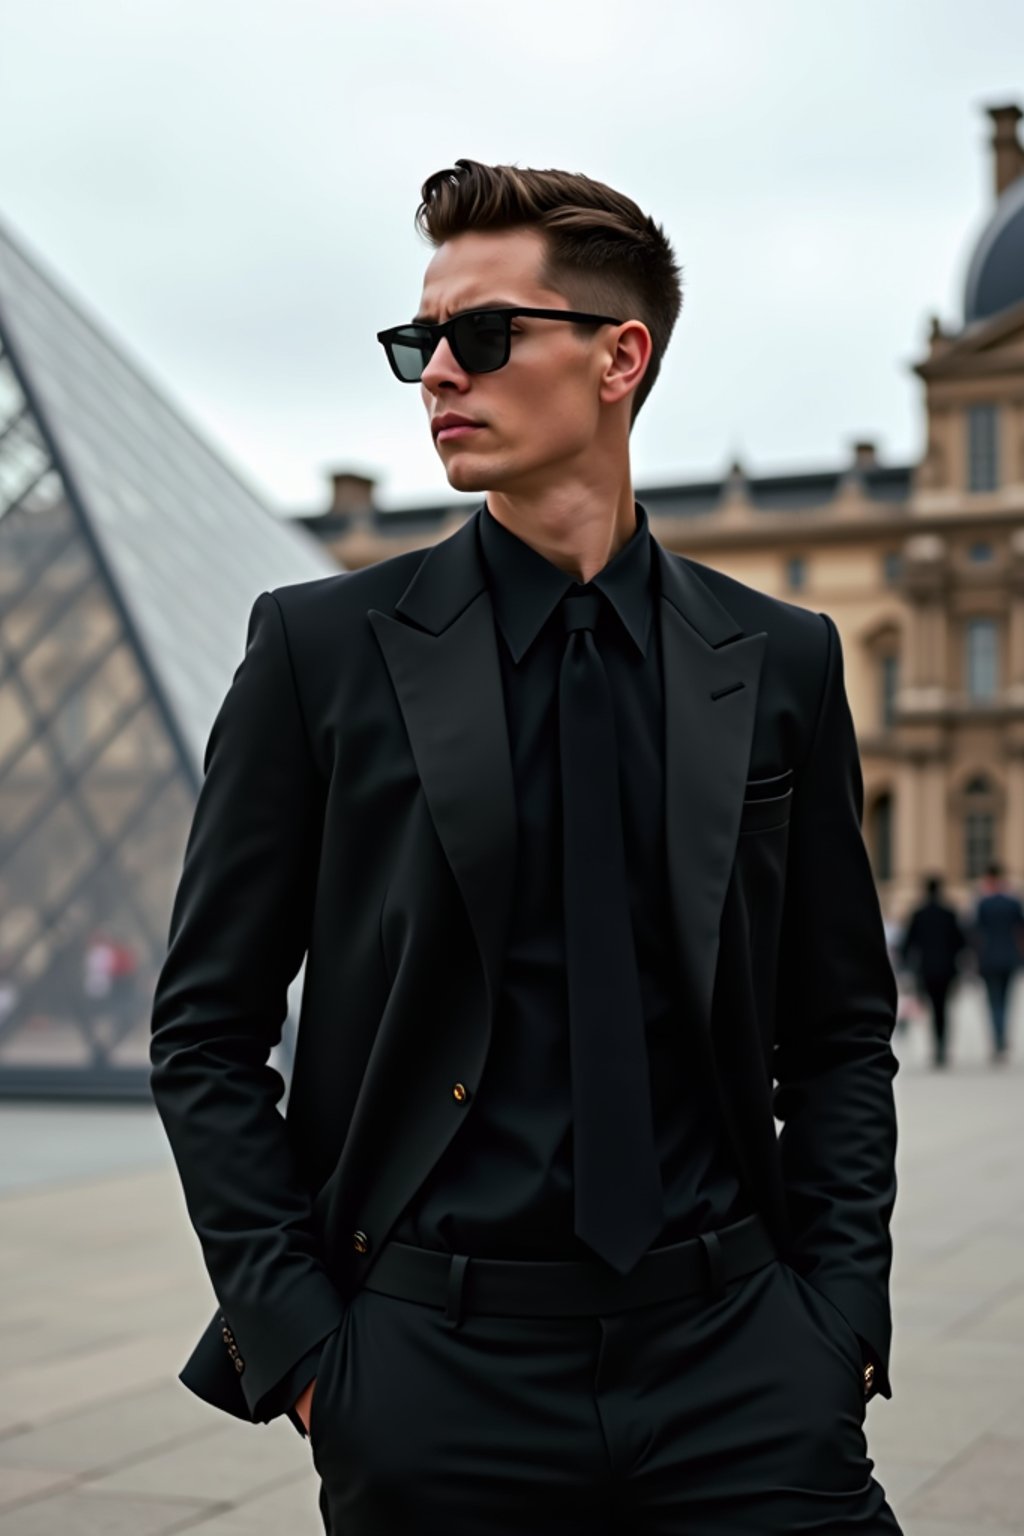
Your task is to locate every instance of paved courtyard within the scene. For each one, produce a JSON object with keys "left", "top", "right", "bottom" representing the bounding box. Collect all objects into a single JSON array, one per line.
[{"left": 1, "top": 975, "right": 1022, "bottom": 1535}]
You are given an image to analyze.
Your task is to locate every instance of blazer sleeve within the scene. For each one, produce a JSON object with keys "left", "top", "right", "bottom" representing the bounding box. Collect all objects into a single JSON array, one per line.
[
  {"left": 772, "top": 610, "right": 899, "bottom": 1399},
  {"left": 149, "top": 589, "right": 348, "bottom": 1423}
]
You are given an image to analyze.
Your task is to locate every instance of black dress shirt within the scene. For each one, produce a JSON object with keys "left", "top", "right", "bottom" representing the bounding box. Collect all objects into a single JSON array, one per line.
[{"left": 267, "top": 499, "right": 752, "bottom": 1434}]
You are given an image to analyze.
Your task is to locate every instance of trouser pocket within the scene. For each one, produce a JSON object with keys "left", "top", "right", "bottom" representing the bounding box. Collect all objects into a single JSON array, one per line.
[
  {"left": 308, "top": 1311, "right": 350, "bottom": 1469},
  {"left": 786, "top": 1265, "right": 864, "bottom": 1385}
]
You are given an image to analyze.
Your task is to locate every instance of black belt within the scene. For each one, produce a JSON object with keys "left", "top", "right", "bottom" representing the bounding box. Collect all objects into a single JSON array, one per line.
[{"left": 361, "top": 1212, "right": 777, "bottom": 1327}]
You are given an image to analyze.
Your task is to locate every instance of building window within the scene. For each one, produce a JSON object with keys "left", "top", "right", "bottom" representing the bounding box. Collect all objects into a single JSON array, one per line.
[
  {"left": 965, "top": 617, "right": 998, "bottom": 701},
  {"left": 967, "top": 404, "right": 999, "bottom": 492},
  {"left": 963, "top": 774, "right": 996, "bottom": 878},
  {"left": 882, "top": 551, "right": 902, "bottom": 585},
  {"left": 786, "top": 555, "right": 805, "bottom": 591},
  {"left": 869, "top": 792, "right": 893, "bottom": 881},
  {"left": 880, "top": 653, "right": 899, "bottom": 728},
  {"left": 968, "top": 540, "right": 994, "bottom": 563}
]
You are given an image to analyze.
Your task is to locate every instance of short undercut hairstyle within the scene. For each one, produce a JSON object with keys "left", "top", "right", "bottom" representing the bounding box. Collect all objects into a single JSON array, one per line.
[{"left": 415, "top": 158, "right": 683, "bottom": 423}]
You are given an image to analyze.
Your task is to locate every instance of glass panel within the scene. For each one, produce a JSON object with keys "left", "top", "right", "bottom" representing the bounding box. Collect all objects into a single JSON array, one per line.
[
  {"left": 0, "top": 412, "right": 49, "bottom": 507},
  {"left": 965, "top": 618, "right": 998, "bottom": 700},
  {"left": 0, "top": 764, "right": 189, "bottom": 1072},
  {"left": 0, "top": 863, "right": 124, "bottom": 1070},
  {"left": 43, "top": 517, "right": 92, "bottom": 586},
  {"left": 21, "top": 631, "right": 145, "bottom": 773},
  {"left": 109, "top": 782, "right": 195, "bottom": 1066},
  {"left": 967, "top": 405, "right": 999, "bottom": 492},
  {"left": 15, "top": 574, "right": 117, "bottom": 676},
  {"left": 0, "top": 772, "right": 189, "bottom": 1070},
  {"left": 965, "top": 811, "right": 995, "bottom": 879},
  {"left": 0, "top": 355, "right": 22, "bottom": 423},
  {"left": 113, "top": 771, "right": 194, "bottom": 938},
  {"left": 0, "top": 578, "right": 52, "bottom": 654},
  {"left": 72, "top": 862, "right": 152, "bottom": 1071},
  {"left": 76, "top": 698, "right": 175, "bottom": 838},
  {"left": 0, "top": 678, "right": 36, "bottom": 764},
  {"left": 1, "top": 795, "right": 96, "bottom": 921},
  {"left": 13, "top": 466, "right": 67, "bottom": 525},
  {"left": 0, "top": 479, "right": 79, "bottom": 610},
  {"left": 0, "top": 400, "right": 28, "bottom": 447},
  {"left": 0, "top": 738, "right": 60, "bottom": 842}
]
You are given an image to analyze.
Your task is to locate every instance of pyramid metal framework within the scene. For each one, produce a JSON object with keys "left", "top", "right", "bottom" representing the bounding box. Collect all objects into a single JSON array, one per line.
[{"left": 0, "top": 218, "right": 340, "bottom": 1096}]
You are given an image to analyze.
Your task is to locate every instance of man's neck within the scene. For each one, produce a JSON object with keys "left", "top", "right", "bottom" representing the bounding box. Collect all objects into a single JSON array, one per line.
[{"left": 485, "top": 474, "right": 638, "bottom": 586}]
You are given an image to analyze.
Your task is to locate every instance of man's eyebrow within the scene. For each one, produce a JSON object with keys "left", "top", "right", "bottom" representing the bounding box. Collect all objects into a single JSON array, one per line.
[{"left": 411, "top": 298, "right": 520, "bottom": 325}]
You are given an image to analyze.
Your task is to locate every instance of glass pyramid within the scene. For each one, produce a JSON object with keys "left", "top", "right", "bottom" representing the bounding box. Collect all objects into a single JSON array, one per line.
[{"left": 0, "top": 218, "right": 339, "bottom": 1096}]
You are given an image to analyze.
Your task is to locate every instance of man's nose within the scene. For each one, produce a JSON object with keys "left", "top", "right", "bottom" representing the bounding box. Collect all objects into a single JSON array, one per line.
[{"left": 421, "top": 335, "right": 469, "bottom": 393}]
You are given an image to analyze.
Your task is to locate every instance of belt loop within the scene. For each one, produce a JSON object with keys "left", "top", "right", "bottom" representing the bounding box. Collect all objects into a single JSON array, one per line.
[
  {"left": 697, "top": 1230, "right": 725, "bottom": 1300},
  {"left": 444, "top": 1253, "right": 470, "bottom": 1329}
]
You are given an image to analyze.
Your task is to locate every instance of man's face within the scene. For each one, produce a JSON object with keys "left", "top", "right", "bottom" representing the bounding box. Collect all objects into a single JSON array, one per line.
[{"left": 415, "top": 227, "right": 612, "bottom": 496}]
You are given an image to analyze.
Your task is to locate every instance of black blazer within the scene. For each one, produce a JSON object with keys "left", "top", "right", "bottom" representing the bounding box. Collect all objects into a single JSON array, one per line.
[{"left": 149, "top": 506, "right": 899, "bottom": 1424}]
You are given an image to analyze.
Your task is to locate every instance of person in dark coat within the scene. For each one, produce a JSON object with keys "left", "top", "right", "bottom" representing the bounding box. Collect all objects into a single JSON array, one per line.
[
  {"left": 969, "top": 861, "right": 1024, "bottom": 1064},
  {"left": 899, "top": 874, "right": 970, "bottom": 1067}
]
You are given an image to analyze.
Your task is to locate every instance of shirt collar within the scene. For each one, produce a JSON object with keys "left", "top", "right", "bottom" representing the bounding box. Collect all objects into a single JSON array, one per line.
[{"left": 477, "top": 500, "right": 653, "bottom": 665}]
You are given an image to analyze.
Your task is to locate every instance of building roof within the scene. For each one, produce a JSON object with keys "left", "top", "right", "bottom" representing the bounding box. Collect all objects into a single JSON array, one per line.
[
  {"left": 964, "top": 171, "right": 1024, "bottom": 325},
  {"left": 639, "top": 463, "right": 914, "bottom": 515},
  {"left": 293, "top": 460, "right": 915, "bottom": 538}
]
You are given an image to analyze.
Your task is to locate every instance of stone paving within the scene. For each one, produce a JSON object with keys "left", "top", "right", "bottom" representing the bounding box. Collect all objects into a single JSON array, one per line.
[{"left": 0, "top": 975, "right": 1022, "bottom": 1534}]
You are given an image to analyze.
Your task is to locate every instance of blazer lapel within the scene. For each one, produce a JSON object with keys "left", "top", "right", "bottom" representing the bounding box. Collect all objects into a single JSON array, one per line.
[
  {"left": 368, "top": 509, "right": 516, "bottom": 1031},
  {"left": 369, "top": 508, "right": 766, "bottom": 1045},
  {"left": 655, "top": 541, "right": 767, "bottom": 1035}
]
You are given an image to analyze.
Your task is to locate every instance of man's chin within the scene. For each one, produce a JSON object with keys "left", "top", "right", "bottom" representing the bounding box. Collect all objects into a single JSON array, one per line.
[{"left": 442, "top": 454, "right": 494, "bottom": 494}]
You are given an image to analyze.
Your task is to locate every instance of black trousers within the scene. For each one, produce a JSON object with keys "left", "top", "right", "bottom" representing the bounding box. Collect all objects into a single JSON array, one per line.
[
  {"left": 923, "top": 977, "right": 952, "bottom": 1063},
  {"left": 308, "top": 1252, "right": 901, "bottom": 1535}
]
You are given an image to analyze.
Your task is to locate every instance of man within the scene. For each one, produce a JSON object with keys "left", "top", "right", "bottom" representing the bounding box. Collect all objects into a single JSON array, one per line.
[
  {"left": 898, "top": 873, "right": 970, "bottom": 1067},
  {"left": 150, "top": 158, "right": 902, "bottom": 1534},
  {"left": 969, "top": 860, "right": 1024, "bottom": 1064}
]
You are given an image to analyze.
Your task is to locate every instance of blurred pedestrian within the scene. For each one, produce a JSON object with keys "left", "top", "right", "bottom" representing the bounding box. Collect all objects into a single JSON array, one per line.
[
  {"left": 968, "top": 861, "right": 1024, "bottom": 1065},
  {"left": 898, "top": 874, "right": 970, "bottom": 1067}
]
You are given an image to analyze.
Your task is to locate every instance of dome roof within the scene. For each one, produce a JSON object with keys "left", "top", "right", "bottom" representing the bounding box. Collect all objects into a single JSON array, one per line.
[{"left": 964, "top": 172, "right": 1024, "bottom": 324}]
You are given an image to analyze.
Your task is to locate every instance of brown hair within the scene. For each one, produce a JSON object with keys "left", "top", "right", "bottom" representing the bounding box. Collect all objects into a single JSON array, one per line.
[{"left": 415, "top": 158, "right": 683, "bottom": 423}]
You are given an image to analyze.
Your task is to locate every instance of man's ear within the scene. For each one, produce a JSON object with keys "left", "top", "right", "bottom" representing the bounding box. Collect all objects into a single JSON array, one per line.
[{"left": 598, "top": 320, "right": 652, "bottom": 411}]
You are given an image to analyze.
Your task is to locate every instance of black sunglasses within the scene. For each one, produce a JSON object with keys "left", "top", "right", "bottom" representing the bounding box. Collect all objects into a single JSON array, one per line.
[{"left": 375, "top": 305, "right": 622, "bottom": 382}]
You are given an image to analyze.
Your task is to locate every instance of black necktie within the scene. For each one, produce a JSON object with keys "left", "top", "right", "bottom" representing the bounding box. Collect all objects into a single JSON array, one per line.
[{"left": 559, "top": 585, "right": 664, "bottom": 1274}]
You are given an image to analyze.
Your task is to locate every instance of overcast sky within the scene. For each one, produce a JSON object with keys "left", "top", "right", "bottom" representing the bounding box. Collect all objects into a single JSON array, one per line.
[{"left": 2, "top": 0, "right": 1022, "bottom": 514}]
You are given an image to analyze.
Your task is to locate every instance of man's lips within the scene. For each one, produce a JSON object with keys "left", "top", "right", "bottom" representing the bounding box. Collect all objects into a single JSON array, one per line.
[
  {"left": 436, "top": 423, "right": 484, "bottom": 442},
  {"left": 432, "top": 414, "right": 486, "bottom": 443}
]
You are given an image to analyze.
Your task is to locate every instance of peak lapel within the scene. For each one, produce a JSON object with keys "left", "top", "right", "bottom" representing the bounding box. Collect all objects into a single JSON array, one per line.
[
  {"left": 368, "top": 509, "right": 516, "bottom": 1030},
  {"left": 656, "top": 543, "right": 767, "bottom": 1035}
]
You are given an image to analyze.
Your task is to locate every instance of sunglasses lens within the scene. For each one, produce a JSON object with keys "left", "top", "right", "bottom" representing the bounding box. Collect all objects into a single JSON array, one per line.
[
  {"left": 388, "top": 326, "right": 433, "bottom": 381},
  {"left": 452, "top": 311, "right": 509, "bottom": 373}
]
